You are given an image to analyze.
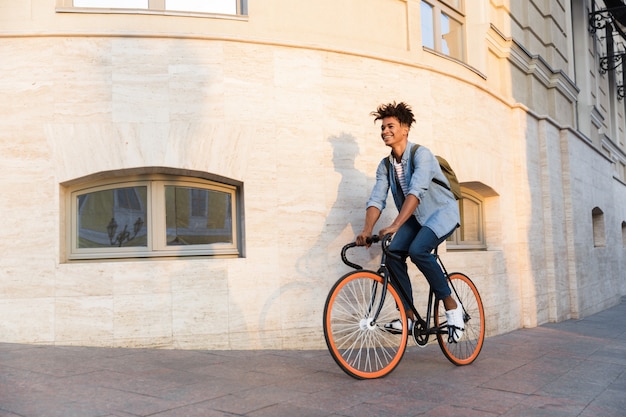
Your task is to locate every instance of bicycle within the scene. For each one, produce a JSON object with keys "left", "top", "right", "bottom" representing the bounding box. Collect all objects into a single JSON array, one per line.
[{"left": 323, "top": 234, "right": 485, "bottom": 379}]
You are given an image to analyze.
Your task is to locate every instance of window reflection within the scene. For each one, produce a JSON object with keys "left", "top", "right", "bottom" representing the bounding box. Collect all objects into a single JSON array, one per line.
[
  {"left": 460, "top": 198, "right": 480, "bottom": 242},
  {"left": 420, "top": 1, "right": 465, "bottom": 62},
  {"left": 74, "top": 0, "right": 148, "bottom": 8},
  {"left": 166, "top": 0, "right": 236, "bottom": 14},
  {"left": 72, "top": 0, "right": 238, "bottom": 14},
  {"left": 441, "top": 12, "right": 464, "bottom": 61},
  {"left": 447, "top": 193, "right": 485, "bottom": 249},
  {"left": 77, "top": 186, "right": 147, "bottom": 248},
  {"left": 421, "top": 2, "right": 435, "bottom": 49},
  {"left": 165, "top": 186, "right": 233, "bottom": 245}
]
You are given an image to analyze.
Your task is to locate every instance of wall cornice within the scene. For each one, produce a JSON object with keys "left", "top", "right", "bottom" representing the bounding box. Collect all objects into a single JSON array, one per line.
[{"left": 487, "top": 24, "right": 579, "bottom": 104}]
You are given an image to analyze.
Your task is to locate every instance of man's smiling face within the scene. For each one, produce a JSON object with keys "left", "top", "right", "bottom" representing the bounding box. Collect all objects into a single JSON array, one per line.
[{"left": 380, "top": 116, "right": 409, "bottom": 148}]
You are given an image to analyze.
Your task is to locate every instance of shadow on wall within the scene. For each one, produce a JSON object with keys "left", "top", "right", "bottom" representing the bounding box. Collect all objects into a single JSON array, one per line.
[{"left": 257, "top": 133, "right": 376, "bottom": 347}]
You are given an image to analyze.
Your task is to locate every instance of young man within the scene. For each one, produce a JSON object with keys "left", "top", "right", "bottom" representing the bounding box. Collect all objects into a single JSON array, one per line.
[{"left": 355, "top": 101, "right": 464, "bottom": 342}]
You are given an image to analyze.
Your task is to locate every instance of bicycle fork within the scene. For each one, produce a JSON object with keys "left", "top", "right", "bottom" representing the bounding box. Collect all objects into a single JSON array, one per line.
[{"left": 364, "top": 269, "right": 390, "bottom": 328}]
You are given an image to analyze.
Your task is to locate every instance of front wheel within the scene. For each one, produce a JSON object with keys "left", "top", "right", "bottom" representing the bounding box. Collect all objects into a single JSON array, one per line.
[
  {"left": 434, "top": 272, "right": 485, "bottom": 365},
  {"left": 323, "top": 270, "right": 408, "bottom": 379}
]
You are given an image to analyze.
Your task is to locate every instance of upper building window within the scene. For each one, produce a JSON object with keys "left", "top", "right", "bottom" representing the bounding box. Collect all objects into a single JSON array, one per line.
[
  {"left": 61, "top": 0, "right": 247, "bottom": 16},
  {"left": 74, "top": 0, "right": 146, "bottom": 7},
  {"left": 67, "top": 173, "right": 243, "bottom": 260},
  {"left": 420, "top": 0, "right": 466, "bottom": 62}
]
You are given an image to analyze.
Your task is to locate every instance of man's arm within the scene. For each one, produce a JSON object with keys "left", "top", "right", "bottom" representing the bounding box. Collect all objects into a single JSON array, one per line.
[{"left": 356, "top": 206, "right": 381, "bottom": 247}]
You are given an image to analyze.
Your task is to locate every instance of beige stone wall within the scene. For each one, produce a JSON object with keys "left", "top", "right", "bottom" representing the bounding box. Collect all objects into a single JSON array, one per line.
[{"left": 0, "top": 0, "right": 625, "bottom": 349}]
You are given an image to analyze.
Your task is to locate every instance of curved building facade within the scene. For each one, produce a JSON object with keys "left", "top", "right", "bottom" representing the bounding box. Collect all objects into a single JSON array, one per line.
[{"left": 1, "top": 0, "right": 625, "bottom": 349}]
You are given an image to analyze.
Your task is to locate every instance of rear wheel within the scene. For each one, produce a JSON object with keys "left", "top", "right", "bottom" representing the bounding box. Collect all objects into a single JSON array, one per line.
[
  {"left": 434, "top": 273, "right": 485, "bottom": 365},
  {"left": 323, "top": 270, "right": 408, "bottom": 379}
]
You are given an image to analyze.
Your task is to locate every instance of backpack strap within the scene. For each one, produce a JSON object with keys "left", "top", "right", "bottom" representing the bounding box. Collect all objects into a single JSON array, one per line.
[
  {"left": 386, "top": 144, "right": 451, "bottom": 192},
  {"left": 432, "top": 176, "right": 451, "bottom": 191}
]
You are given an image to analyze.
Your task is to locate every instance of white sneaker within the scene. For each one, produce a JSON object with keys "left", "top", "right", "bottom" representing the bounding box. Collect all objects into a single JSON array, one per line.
[
  {"left": 445, "top": 306, "right": 465, "bottom": 343},
  {"left": 383, "top": 318, "right": 413, "bottom": 335}
]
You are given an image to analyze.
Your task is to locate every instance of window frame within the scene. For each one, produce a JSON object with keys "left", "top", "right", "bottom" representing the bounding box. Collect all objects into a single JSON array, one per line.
[
  {"left": 56, "top": 0, "right": 248, "bottom": 18},
  {"left": 67, "top": 174, "right": 243, "bottom": 261},
  {"left": 446, "top": 189, "right": 486, "bottom": 250},
  {"left": 420, "top": 0, "right": 466, "bottom": 62},
  {"left": 592, "top": 207, "right": 606, "bottom": 248}
]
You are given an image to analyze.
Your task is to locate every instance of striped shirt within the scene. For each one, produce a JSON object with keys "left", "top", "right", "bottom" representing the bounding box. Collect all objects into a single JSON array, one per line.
[
  {"left": 366, "top": 142, "right": 460, "bottom": 238},
  {"left": 393, "top": 159, "right": 409, "bottom": 196}
]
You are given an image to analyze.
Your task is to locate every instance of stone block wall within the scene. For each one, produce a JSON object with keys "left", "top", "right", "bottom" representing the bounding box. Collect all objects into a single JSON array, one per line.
[{"left": 0, "top": 0, "right": 624, "bottom": 349}]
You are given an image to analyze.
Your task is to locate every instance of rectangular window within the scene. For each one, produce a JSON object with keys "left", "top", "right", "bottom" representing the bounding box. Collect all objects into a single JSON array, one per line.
[
  {"left": 447, "top": 192, "right": 486, "bottom": 250},
  {"left": 166, "top": 0, "right": 236, "bottom": 15},
  {"left": 441, "top": 12, "right": 464, "bottom": 61},
  {"left": 458, "top": 198, "right": 481, "bottom": 243},
  {"left": 74, "top": 0, "right": 147, "bottom": 7},
  {"left": 421, "top": 2, "right": 435, "bottom": 49},
  {"left": 420, "top": 0, "right": 466, "bottom": 62},
  {"left": 61, "top": 0, "right": 246, "bottom": 16},
  {"left": 76, "top": 185, "right": 147, "bottom": 249},
  {"left": 69, "top": 176, "right": 241, "bottom": 260},
  {"left": 165, "top": 186, "right": 233, "bottom": 246}
]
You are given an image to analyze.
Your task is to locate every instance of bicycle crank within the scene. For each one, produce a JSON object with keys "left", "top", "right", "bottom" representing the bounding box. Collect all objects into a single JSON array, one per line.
[{"left": 411, "top": 321, "right": 429, "bottom": 347}]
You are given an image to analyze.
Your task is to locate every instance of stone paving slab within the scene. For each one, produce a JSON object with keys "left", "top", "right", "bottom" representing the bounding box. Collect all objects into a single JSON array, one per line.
[{"left": 1, "top": 298, "right": 625, "bottom": 417}]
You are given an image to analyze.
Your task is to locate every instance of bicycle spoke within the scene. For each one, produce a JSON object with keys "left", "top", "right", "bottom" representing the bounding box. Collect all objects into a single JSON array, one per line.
[
  {"left": 435, "top": 272, "right": 485, "bottom": 366},
  {"left": 324, "top": 271, "right": 408, "bottom": 379}
]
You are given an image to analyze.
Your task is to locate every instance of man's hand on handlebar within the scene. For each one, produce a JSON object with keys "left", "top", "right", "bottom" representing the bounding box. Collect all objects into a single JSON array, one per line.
[
  {"left": 356, "top": 229, "right": 395, "bottom": 247},
  {"left": 378, "top": 224, "right": 399, "bottom": 239},
  {"left": 355, "top": 231, "right": 372, "bottom": 247}
]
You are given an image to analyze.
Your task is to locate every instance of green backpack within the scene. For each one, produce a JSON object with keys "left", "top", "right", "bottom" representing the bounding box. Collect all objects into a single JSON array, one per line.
[{"left": 387, "top": 144, "right": 461, "bottom": 200}]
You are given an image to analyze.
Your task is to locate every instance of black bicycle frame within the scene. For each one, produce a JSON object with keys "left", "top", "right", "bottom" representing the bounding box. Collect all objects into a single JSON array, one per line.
[
  {"left": 382, "top": 250, "right": 452, "bottom": 337},
  {"left": 342, "top": 236, "right": 452, "bottom": 336}
]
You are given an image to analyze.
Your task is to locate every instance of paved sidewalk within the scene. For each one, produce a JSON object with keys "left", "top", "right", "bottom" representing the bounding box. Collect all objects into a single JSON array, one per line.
[{"left": 1, "top": 298, "right": 625, "bottom": 417}]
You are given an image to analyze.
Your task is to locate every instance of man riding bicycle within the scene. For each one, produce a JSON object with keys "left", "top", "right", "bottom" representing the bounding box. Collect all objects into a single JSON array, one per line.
[{"left": 355, "top": 101, "right": 464, "bottom": 342}]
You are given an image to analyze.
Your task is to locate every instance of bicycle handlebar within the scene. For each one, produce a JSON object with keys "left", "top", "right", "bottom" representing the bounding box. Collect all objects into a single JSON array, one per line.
[
  {"left": 341, "top": 234, "right": 401, "bottom": 270},
  {"left": 340, "top": 243, "right": 362, "bottom": 270}
]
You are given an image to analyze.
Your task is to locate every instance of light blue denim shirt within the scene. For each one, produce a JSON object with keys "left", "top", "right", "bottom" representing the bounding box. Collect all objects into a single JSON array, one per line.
[{"left": 366, "top": 142, "right": 460, "bottom": 238}]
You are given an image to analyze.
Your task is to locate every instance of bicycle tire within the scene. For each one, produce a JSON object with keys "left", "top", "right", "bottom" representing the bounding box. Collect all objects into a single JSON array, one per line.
[
  {"left": 434, "top": 272, "right": 485, "bottom": 365},
  {"left": 323, "top": 270, "right": 408, "bottom": 379}
]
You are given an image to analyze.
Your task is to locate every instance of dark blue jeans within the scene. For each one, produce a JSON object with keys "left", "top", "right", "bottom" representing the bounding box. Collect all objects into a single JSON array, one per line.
[{"left": 387, "top": 217, "right": 455, "bottom": 311}]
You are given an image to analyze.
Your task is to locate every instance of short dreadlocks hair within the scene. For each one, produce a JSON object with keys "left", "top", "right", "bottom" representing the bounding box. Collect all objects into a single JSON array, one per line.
[{"left": 370, "top": 102, "right": 416, "bottom": 128}]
